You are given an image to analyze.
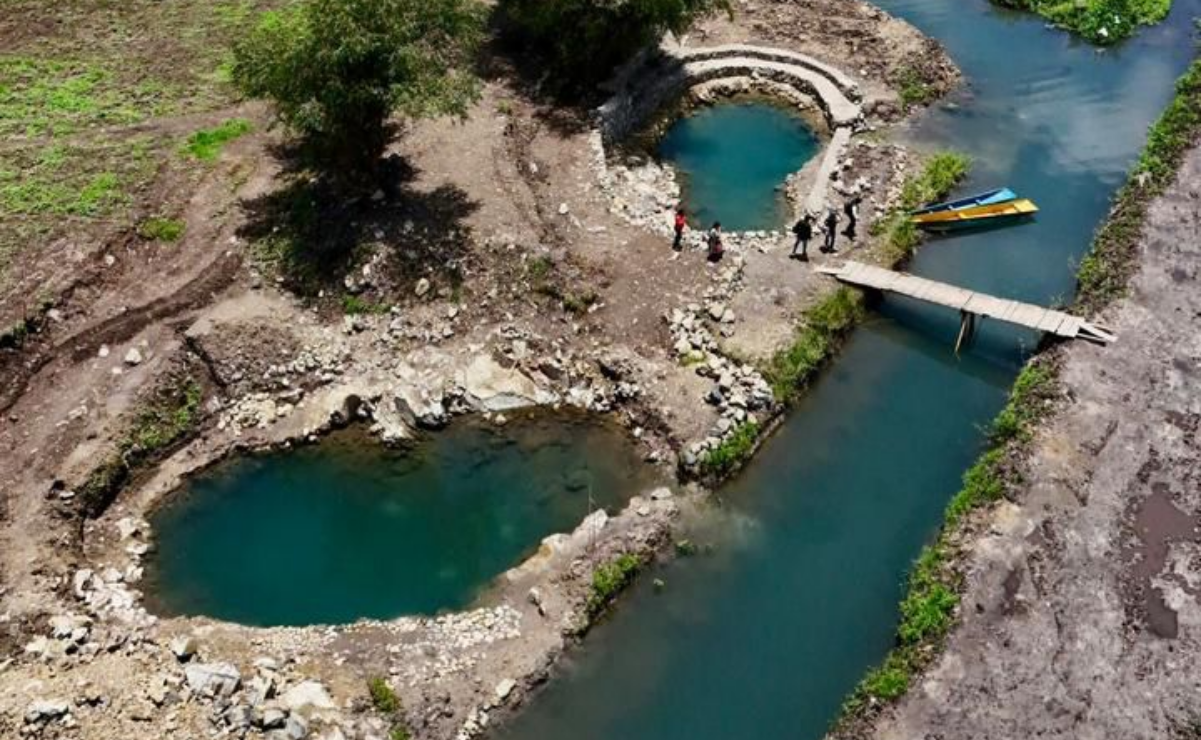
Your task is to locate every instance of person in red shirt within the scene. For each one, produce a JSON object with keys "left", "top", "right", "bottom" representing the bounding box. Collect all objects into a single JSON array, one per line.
[{"left": 672, "top": 207, "right": 687, "bottom": 251}]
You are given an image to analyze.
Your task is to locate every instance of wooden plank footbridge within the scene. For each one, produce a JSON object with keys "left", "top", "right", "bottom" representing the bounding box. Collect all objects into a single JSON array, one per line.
[{"left": 817, "top": 261, "right": 1116, "bottom": 352}]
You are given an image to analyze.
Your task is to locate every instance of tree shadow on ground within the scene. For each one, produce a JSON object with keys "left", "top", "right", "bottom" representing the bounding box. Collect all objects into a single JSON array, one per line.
[{"left": 238, "top": 147, "right": 479, "bottom": 301}]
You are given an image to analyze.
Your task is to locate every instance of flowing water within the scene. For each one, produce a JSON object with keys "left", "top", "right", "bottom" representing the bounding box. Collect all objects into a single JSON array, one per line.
[
  {"left": 658, "top": 102, "right": 820, "bottom": 230},
  {"left": 145, "top": 411, "right": 660, "bottom": 627},
  {"left": 496, "top": 2, "right": 1199, "bottom": 738}
]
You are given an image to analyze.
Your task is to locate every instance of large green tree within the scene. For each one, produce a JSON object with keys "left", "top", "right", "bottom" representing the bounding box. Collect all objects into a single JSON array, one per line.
[
  {"left": 232, "top": 0, "right": 486, "bottom": 173},
  {"left": 499, "top": 0, "right": 730, "bottom": 86}
]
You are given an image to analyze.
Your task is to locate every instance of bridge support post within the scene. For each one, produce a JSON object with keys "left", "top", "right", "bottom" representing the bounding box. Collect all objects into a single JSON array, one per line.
[{"left": 955, "top": 311, "right": 977, "bottom": 355}]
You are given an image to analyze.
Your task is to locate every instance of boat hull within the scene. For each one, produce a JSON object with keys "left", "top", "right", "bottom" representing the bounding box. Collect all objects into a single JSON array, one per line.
[
  {"left": 912, "top": 187, "right": 1018, "bottom": 215},
  {"left": 912, "top": 198, "right": 1039, "bottom": 231}
]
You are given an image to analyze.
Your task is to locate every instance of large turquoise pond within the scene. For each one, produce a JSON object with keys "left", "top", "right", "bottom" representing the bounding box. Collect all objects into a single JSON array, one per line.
[
  {"left": 495, "top": 1, "right": 1200, "bottom": 738},
  {"left": 145, "top": 412, "right": 660, "bottom": 626},
  {"left": 658, "top": 102, "right": 820, "bottom": 231}
]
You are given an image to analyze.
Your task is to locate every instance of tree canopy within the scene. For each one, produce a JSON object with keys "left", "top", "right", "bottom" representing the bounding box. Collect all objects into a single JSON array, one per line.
[
  {"left": 499, "top": 0, "right": 731, "bottom": 87},
  {"left": 232, "top": 0, "right": 486, "bottom": 172}
]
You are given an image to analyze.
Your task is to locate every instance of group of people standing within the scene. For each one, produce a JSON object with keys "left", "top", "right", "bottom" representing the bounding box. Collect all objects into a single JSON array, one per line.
[
  {"left": 671, "top": 196, "right": 862, "bottom": 264},
  {"left": 789, "top": 195, "right": 860, "bottom": 262}
]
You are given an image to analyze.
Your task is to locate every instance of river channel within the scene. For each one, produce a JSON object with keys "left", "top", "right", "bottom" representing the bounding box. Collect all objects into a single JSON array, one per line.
[{"left": 494, "top": 1, "right": 1200, "bottom": 738}]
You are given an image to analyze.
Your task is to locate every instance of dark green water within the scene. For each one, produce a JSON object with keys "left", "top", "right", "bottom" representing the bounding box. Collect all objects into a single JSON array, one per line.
[
  {"left": 145, "top": 412, "right": 660, "bottom": 627},
  {"left": 658, "top": 103, "right": 820, "bottom": 230},
  {"left": 496, "top": 2, "right": 1199, "bottom": 739}
]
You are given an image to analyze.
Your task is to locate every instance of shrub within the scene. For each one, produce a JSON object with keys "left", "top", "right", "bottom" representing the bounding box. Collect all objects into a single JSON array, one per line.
[
  {"left": 232, "top": 0, "right": 485, "bottom": 172},
  {"left": 499, "top": 0, "right": 731, "bottom": 86}
]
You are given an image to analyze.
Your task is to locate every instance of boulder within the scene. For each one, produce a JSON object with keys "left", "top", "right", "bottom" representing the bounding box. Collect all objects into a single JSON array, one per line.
[
  {"left": 169, "top": 635, "right": 198, "bottom": 662},
  {"left": 184, "top": 662, "right": 241, "bottom": 699},
  {"left": 25, "top": 700, "right": 69, "bottom": 724},
  {"left": 124, "top": 347, "right": 144, "bottom": 366},
  {"left": 280, "top": 681, "right": 335, "bottom": 714}
]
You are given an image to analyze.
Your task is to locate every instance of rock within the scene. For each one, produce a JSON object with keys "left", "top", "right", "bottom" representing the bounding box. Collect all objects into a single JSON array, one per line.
[
  {"left": 707, "top": 302, "right": 725, "bottom": 321},
  {"left": 97, "top": 345, "right": 110, "bottom": 358},
  {"left": 415, "top": 278, "right": 431, "bottom": 297},
  {"left": 25, "top": 699, "right": 69, "bottom": 724},
  {"left": 258, "top": 708, "right": 288, "bottom": 729},
  {"left": 224, "top": 704, "right": 254, "bottom": 729},
  {"left": 184, "top": 662, "right": 241, "bottom": 699},
  {"left": 557, "top": 202, "right": 570, "bottom": 215},
  {"left": 280, "top": 681, "right": 335, "bottom": 713},
  {"left": 649, "top": 487, "right": 673, "bottom": 501},
  {"left": 124, "top": 347, "right": 144, "bottom": 366},
  {"left": 246, "top": 675, "right": 276, "bottom": 706},
  {"left": 169, "top": 635, "right": 198, "bottom": 662},
  {"left": 285, "top": 713, "right": 310, "bottom": 740},
  {"left": 495, "top": 679, "right": 516, "bottom": 702}
]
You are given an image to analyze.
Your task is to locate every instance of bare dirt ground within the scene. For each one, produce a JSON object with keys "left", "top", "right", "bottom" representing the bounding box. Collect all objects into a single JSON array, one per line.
[
  {"left": 866, "top": 145, "right": 1201, "bottom": 739},
  {"left": 0, "top": 1, "right": 961, "bottom": 739}
]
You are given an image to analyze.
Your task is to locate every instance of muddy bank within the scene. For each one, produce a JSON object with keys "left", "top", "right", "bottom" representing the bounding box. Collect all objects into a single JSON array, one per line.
[{"left": 858, "top": 138, "right": 1201, "bottom": 740}]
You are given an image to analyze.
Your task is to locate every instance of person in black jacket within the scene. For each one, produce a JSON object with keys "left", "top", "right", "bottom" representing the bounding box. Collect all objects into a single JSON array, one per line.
[
  {"left": 842, "top": 195, "right": 862, "bottom": 242},
  {"left": 790, "top": 214, "right": 814, "bottom": 261},
  {"left": 822, "top": 208, "right": 839, "bottom": 254}
]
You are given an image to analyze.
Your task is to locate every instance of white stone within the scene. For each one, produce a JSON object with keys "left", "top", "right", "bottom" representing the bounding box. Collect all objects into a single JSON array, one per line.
[
  {"left": 184, "top": 662, "right": 241, "bottom": 699},
  {"left": 280, "top": 681, "right": 335, "bottom": 713},
  {"left": 124, "top": 347, "right": 143, "bottom": 366},
  {"left": 495, "top": 679, "right": 516, "bottom": 702}
]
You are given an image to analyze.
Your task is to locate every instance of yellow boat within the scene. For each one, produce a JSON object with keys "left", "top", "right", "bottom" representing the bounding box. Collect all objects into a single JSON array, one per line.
[{"left": 911, "top": 198, "right": 1039, "bottom": 231}]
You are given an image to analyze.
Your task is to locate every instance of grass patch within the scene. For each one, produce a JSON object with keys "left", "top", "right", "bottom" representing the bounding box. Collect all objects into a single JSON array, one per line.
[
  {"left": 586, "top": 553, "right": 643, "bottom": 618},
  {"left": 137, "top": 216, "right": 186, "bottom": 242},
  {"left": 699, "top": 421, "right": 760, "bottom": 477},
  {"left": 762, "top": 288, "right": 865, "bottom": 402},
  {"left": 1076, "top": 58, "right": 1201, "bottom": 315},
  {"left": 342, "top": 294, "right": 391, "bottom": 315},
  {"left": 78, "top": 377, "right": 203, "bottom": 517},
  {"left": 896, "top": 66, "right": 937, "bottom": 109},
  {"left": 873, "top": 151, "right": 970, "bottom": 265},
  {"left": 994, "top": 0, "right": 1170, "bottom": 44},
  {"left": 368, "top": 677, "right": 401, "bottom": 714},
  {"left": 183, "top": 118, "right": 252, "bottom": 161}
]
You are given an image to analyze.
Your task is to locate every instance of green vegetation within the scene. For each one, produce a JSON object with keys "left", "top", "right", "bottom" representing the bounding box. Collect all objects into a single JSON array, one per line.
[
  {"left": 995, "top": 0, "right": 1170, "bottom": 45},
  {"left": 0, "top": 57, "right": 171, "bottom": 137},
  {"left": 137, "top": 216, "right": 186, "bottom": 242},
  {"left": 342, "top": 295, "right": 391, "bottom": 315},
  {"left": 183, "top": 118, "right": 252, "bottom": 161},
  {"left": 762, "top": 288, "right": 865, "bottom": 402},
  {"left": 586, "top": 553, "right": 643, "bottom": 618},
  {"left": 1076, "top": 59, "right": 1201, "bottom": 315},
  {"left": 499, "top": 0, "right": 731, "bottom": 85},
  {"left": 895, "top": 66, "right": 937, "bottom": 110},
  {"left": 837, "top": 356, "right": 1060, "bottom": 723},
  {"left": 368, "top": 676, "right": 402, "bottom": 714},
  {"left": 872, "top": 151, "right": 970, "bottom": 264},
  {"left": 232, "top": 0, "right": 486, "bottom": 171},
  {"left": 78, "top": 378, "right": 204, "bottom": 517},
  {"left": 699, "top": 421, "right": 760, "bottom": 477},
  {"left": 366, "top": 676, "right": 410, "bottom": 740}
]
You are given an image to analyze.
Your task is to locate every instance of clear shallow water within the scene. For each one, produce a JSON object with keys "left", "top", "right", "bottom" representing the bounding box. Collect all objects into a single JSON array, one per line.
[
  {"left": 146, "top": 412, "right": 660, "bottom": 627},
  {"left": 496, "top": 1, "right": 1199, "bottom": 738},
  {"left": 658, "top": 103, "right": 820, "bottom": 230}
]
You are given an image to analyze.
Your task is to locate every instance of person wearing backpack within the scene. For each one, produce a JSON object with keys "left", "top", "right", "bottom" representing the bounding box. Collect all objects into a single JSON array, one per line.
[{"left": 790, "top": 213, "right": 813, "bottom": 261}]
